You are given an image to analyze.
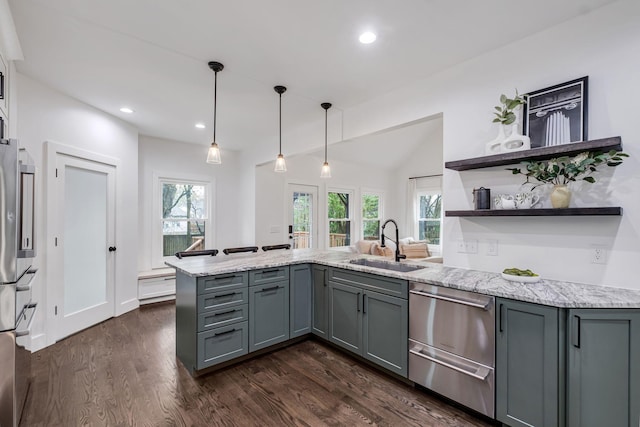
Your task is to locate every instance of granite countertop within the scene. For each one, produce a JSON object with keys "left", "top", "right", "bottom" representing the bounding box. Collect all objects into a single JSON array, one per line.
[{"left": 165, "top": 249, "right": 640, "bottom": 309}]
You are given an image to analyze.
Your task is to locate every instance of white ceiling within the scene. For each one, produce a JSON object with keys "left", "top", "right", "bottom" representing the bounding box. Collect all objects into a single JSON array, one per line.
[{"left": 9, "top": 0, "right": 617, "bottom": 152}]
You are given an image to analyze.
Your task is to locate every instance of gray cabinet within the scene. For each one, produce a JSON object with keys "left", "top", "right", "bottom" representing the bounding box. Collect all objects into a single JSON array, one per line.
[
  {"left": 290, "top": 264, "right": 312, "bottom": 338},
  {"left": 328, "top": 268, "right": 408, "bottom": 377},
  {"left": 329, "top": 281, "right": 362, "bottom": 353},
  {"left": 363, "top": 290, "right": 408, "bottom": 375},
  {"left": 567, "top": 309, "right": 640, "bottom": 427},
  {"left": 175, "top": 270, "right": 249, "bottom": 374},
  {"left": 249, "top": 267, "right": 290, "bottom": 352},
  {"left": 312, "top": 265, "right": 329, "bottom": 338},
  {"left": 496, "top": 298, "right": 563, "bottom": 427}
]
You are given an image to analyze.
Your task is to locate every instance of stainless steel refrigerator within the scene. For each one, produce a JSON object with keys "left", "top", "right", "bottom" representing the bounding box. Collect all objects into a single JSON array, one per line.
[{"left": 0, "top": 138, "right": 37, "bottom": 427}]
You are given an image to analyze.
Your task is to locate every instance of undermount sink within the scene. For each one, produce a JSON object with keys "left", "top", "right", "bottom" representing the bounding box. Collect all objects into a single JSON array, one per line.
[{"left": 349, "top": 258, "right": 427, "bottom": 273}]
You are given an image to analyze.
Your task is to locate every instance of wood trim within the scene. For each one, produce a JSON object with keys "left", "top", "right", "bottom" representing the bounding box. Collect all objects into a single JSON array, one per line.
[{"left": 445, "top": 207, "right": 622, "bottom": 217}]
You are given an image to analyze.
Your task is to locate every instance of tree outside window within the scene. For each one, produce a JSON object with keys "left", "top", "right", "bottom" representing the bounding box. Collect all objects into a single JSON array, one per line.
[
  {"left": 362, "top": 193, "right": 381, "bottom": 240},
  {"left": 418, "top": 193, "right": 441, "bottom": 244},
  {"left": 328, "top": 191, "right": 351, "bottom": 247},
  {"left": 162, "top": 182, "right": 207, "bottom": 256}
]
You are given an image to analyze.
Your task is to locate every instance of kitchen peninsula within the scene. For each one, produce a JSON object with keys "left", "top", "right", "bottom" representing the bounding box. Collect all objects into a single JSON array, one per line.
[{"left": 167, "top": 249, "right": 640, "bottom": 426}]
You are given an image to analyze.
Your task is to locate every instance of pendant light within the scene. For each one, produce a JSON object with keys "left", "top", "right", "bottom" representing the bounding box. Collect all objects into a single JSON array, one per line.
[
  {"left": 320, "top": 102, "right": 332, "bottom": 178},
  {"left": 274, "top": 85, "right": 287, "bottom": 172},
  {"left": 206, "top": 61, "right": 223, "bottom": 164}
]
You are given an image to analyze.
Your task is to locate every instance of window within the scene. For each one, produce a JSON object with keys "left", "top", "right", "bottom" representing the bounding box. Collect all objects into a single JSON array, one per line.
[
  {"left": 160, "top": 179, "right": 210, "bottom": 258},
  {"left": 417, "top": 192, "right": 442, "bottom": 245},
  {"left": 327, "top": 190, "right": 353, "bottom": 248},
  {"left": 362, "top": 193, "right": 382, "bottom": 241}
]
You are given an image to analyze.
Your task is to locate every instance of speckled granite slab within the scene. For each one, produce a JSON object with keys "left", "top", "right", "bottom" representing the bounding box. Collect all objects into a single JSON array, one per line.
[{"left": 165, "top": 249, "right": 640, "bottom": 309}]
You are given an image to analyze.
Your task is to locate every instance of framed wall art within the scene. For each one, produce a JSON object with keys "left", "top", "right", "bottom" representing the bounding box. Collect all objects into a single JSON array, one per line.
[{"left": 523, "top": 76, "right": 588, "bottom": 149}]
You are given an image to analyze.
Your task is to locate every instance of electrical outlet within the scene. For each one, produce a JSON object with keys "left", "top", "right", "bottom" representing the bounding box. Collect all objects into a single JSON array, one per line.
[
  {"left": 486, "top": 239, "right": 498, "bottom": 256},
  {"left": 591, "top": 245, "right": 607, "bottom": 264},
  {"left": 457, "top": 239, "right": 478, "bottom": 254}
]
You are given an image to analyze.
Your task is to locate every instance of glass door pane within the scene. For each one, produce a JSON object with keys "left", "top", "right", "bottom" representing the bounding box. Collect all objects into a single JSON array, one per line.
[{"left": 63, "top": 166, "right": 108, "bottom": 315}]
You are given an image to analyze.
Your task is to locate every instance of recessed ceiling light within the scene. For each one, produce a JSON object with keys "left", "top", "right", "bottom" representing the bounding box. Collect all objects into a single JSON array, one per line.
[
  {"left": 359, "top": 32, "right": 376, "bottom": 44},
  {"left": 195, "top": 123, "right": 206, "bottom": 129},
  {"left": 120, "top": 107, "right": 134, "bottom": 113}
]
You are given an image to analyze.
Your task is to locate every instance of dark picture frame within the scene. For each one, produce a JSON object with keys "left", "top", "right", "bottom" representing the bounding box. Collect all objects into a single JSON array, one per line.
[{"left": 523, "top": 76, "right": 588, "bottom": 149}]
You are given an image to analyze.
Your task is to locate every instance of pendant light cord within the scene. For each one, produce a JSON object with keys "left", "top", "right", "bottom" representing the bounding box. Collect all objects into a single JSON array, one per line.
[
  {"left": 279, "top": 92, "right": 282, "bottom": 155},
  {"left": 213, "top": 70, "right": 217, "bottom": 143},
  {"left": 324, "top": 108, "right": 328, "bottom": 162}
]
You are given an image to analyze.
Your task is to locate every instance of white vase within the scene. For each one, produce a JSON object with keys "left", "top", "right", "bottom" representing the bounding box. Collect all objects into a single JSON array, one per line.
[
  {"left": 485, "top": 125, "right": 507, "bottom": 155},
  {"left": 501, "top": 106, "right": 531, "bottom": 152}
]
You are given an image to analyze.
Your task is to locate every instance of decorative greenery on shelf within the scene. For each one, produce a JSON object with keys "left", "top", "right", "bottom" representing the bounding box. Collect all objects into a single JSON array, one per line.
[
  {"left": 493, "top": 90, "right": 526, "bottom": 126},
  {"left": 507, "top": 150, "right": 629, "bottom": 188}
]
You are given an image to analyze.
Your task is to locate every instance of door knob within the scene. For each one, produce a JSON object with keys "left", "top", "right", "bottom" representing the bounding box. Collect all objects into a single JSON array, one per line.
[{"left": 108, "top": 246, "right": 117, "bottom": 252}]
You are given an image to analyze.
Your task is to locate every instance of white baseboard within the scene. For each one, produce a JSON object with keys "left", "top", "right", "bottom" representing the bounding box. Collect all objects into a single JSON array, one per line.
[
  {"left": 117, "top": 298, "right": 139, "bottom": 316},
  {"left": 30, "top": 333, "right": 48, "bottom": 353}
]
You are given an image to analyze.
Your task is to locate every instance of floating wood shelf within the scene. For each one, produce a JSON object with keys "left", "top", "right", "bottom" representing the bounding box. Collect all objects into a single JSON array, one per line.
[
  {"left": 444, "top": 136, "right": 622, "bottom": 171},
  {"left": 445, "top": 207, "right": 623, "bottom": 217}
]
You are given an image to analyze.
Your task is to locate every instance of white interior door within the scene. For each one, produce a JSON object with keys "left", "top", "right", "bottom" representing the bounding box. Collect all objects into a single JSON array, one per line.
[
  {"left": 287, "top": 184, "right": 318, "bottom": 249},
  {"left": 54, "top": 154, "right": 116, "bottom": 340}
]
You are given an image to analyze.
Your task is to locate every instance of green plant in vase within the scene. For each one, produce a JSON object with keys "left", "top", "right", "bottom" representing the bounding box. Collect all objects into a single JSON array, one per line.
[
  {"left": 507, "top": 150, "right": 629, "bottom": 208},
  {"left": 486, "top": 90, "right": 527, "bottom": 155},
  {"left": 493, "top": 91, "right": 526, "bottom": 126}
]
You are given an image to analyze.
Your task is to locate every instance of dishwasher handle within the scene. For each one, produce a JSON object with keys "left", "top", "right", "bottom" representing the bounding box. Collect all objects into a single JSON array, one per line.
[
  {"left": 410, "top": 289, "right": 492, "bottom": 310},
  {"left": 409, "top": 348, "right": 491, "bottom": 381}
]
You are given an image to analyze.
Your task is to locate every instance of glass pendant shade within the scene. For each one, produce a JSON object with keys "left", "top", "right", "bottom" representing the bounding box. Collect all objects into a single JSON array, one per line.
[
  {"left": 275, "top": 153, "right": 287, "bottom": 172},
  {"left": 206, "top": 141, "right": 221, "bottom": 164},
  {"left": 320, "top": 161, "right": 331, "bottom": 178}
]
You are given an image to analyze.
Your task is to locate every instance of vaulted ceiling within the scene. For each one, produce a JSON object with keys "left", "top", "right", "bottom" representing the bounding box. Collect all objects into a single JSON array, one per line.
[{"left": 9, "top": 0, "right": 617, "bottom": 152}]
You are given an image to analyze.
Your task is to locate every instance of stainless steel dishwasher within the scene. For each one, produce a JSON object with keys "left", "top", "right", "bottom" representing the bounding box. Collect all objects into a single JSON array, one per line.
[{"left": 408, "top": 282, "right": 495, "bottom": 418}]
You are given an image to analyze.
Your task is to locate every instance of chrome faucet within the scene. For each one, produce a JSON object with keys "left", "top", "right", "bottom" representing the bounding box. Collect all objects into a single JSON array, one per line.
[{"left": 380, "top": 219, "right": 406, "bottom": 263}]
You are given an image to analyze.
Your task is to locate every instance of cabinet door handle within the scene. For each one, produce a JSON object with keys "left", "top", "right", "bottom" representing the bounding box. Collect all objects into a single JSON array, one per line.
[
  {"left": 261, "top": 285, "right": 280, "bottom": 292},
  {"left": 572, "top": 315, "right": 581, "bottom": 348},
  {"left": 362, "top": 294, "right": 366, "bottom": 314},
  {"left": 214, "top": 328, "right": 236, "bottom": 337},
  {"left": 357, "top": 292, "right": 361, "bottom": 312},
  {"left": 499, "top": 303, "right": 505, "bottom": 332}
]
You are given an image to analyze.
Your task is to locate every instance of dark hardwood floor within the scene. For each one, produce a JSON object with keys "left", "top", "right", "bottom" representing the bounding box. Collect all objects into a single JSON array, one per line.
[{"left": 22, "top": 302, "right": 493, "bottom": 427}]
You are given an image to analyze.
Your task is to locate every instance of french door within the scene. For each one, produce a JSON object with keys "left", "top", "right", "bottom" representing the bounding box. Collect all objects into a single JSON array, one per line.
[
  {"left": 53, "top": 153, "right": 116, "bottom": 340},
  {"left": 287, "top": 184, "right": 318, "bottom": 249}
]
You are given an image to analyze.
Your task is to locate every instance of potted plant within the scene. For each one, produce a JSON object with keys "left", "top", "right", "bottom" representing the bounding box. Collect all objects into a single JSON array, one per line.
[
  {"left": 486, "top": 90, "right": 528, "bottom": 154},
  {"left": 507, "top": 150, "right": 629, "bottom": 208}
]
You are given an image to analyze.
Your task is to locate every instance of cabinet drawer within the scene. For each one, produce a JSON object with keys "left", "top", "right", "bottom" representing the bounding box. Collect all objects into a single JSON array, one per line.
[
  {"left": 198, "top": 286, "right": 248, "bottom": 312},
  {"left": 249, "top": 267, "right": 289, "bottom": 286},
  {"left": 138, "top": 276, "right": 176, "bottom": 300},
  {"left": 197, "top": 321, "right": 248, "bottom": 370},
  {"left": 198, "top": 304, "right": 248, "bottom": 332},
  {"left": 197, "top": 272, "right": 248, "bottom": 294},
  {"left": 329, "top": 268, "right": 407, "bottom": 299}
]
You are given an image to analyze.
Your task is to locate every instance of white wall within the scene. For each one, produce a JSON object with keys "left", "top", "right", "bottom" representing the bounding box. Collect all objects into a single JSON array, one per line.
[
  {"left": 137, "top": 136, "right": 243, "bottom": 270},
  {"left": 255, "top": 154, "right": 395, "bottom": 249},
  {"left": 392, "top": 118, "right": 444, "bottom": 235},
  {"left": 16, "top": 73, "right": 140, "bottom": 350},
  {"left": 333, "top": 0, "right": 640, "bottom": 289}
]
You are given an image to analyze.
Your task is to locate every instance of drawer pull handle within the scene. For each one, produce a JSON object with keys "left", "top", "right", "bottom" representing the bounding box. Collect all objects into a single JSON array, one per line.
[
  {"left": 410, "top": 290, "right": 492, "bottom": 310},
  {"left": 163, "top": 277, "right": 175, "bottom": 281},
  {"left": 262, "top": 269, "right": 280, "bottom": 274},
  {"left": 214, "top": 328, "right": 236, "bottom": 337},
  {"left": 409, "top": 348, "right": 490, "bottom": 381},
  {"left": 213, "top": 309, "right": 237, "bottom": 317},
  {"left": 261, "top": 285, "right": 280, "bottom": 292},
  {"left": 213, "top": 292, "right": 237, "bottom": 299},
  {"left": 213, "top": 274, "right": 237, "bottom": 281}
]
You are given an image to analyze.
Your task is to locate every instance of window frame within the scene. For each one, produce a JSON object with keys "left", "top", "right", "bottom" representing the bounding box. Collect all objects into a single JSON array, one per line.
[
  {"left": 416, "top": 189, "right": 442, "bottom": 254},
  {"left": 326, "top": 187, "right": 355, "bottom": 249},
  {"left": 361, "top": 190, "right": 383, "bottom": 241},
  {"left": 152, "top": 173, "right": 214, "bottom": 268}
]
